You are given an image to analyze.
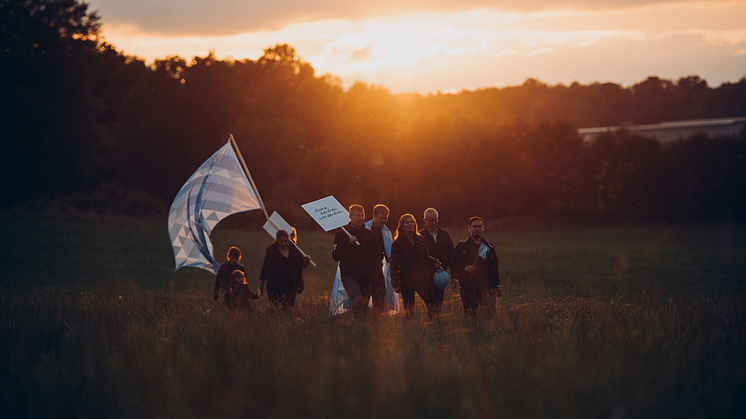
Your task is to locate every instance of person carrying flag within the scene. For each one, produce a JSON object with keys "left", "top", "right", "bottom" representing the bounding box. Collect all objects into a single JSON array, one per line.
[{"left": 451, "top": 216, "right": 502, "bottom": 316}]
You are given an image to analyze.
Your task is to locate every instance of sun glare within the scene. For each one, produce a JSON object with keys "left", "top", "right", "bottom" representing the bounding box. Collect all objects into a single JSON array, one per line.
[
  {"left": 99, "top": 2, "right": 746, "bottom": 93},
  {"left": 303, "top": 12, "right": 630, "bottom": 88},
  {"left": 308, "top": 18, "right": 483, "bottom": 74}
]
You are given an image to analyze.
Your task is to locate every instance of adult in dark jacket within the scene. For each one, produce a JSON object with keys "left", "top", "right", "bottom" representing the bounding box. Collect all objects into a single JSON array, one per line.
[
  {"left": 366, "top": 203, "right": 392, "bottom": 315},
  {"left": 224, "top": 270, "right": 259, "bottom": 311},
  {"left": 419, "top": 207, "right": 454, "bottom": 311},
  {"left": 391, "top": 213, "right": 442, "bottom": 317},
  {"left": 213, "top": 246, "right": 245, "bottom": 301},
  {"left": 258, "top": 230, "right": 311, "bottom": 312},
  {"left": 451, "top": 216, "right": 502, "bottom": 316},
  {"left": 332, "top": 204, "right": 378, "bottom": 318}
]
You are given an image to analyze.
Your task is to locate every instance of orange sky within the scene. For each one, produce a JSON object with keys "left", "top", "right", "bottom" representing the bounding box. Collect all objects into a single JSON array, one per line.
[{"left": 90, "top": 0, "right": 746, "bottom": 93}]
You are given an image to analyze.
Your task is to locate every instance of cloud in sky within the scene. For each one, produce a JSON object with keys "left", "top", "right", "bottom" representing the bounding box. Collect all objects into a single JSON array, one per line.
[
  {"left": 90, "top": 0, "right": 746, "bottom": 93},
  {"left": 89, "top": 0, "right": 736, "bottom": 36}
]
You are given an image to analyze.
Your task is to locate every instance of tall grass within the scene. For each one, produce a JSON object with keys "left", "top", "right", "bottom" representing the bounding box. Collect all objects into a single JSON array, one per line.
[
  {"left": 2, "top": 288, "right": 744, "bottom": 418},
  {"left": 1, "top": 217, "right": 745, "bottom": 418}
]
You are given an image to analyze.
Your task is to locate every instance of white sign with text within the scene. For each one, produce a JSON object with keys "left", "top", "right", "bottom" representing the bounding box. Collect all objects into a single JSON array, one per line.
[{"left": 301, "top": 196, "right": 349, "bottom": 232}]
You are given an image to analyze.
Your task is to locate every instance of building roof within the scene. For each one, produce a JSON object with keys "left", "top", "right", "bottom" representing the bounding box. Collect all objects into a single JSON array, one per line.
[{"left": 578, "top": 117, "right": 746, "bottom": 142}]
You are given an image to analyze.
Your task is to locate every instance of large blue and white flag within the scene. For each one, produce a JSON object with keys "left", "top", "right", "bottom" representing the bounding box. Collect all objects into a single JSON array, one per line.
[{"left": 168, "top": 141, "right": 262, "bottom": 274}]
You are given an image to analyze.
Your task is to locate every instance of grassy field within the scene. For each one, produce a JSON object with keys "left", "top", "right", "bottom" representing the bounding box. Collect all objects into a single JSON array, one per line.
[{"left": 1, "top": 217, "right": 745, "bottom": 418}]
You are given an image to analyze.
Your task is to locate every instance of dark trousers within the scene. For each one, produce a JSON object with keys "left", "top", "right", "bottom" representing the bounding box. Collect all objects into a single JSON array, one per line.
[
  {"left": 433, "top": 287, "right": 445, "bottom": 311},
  {"left": 460, "top": 282, "right": 496, "bottom": 316},
  {"left": 425, "top": 269, "right": 445, "bottom": 311},
  {"left": 341, "top": 276, "right": 372, "bottom": 318},
  {"left": 267, "top": 291, "right": 297, "bottom": 312},
  {"left": 401, "top": 278, "right": 440, "bottom": 317},
  {"left": 371, "top": 268, "right": 386, "bottom": 314}
]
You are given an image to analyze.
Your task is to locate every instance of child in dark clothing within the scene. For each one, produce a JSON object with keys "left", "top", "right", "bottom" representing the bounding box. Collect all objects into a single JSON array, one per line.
[
  {"left": 213, "top": 246, "right": 245, "bottom": 301},
  {"left": 224, "top": 270, "right": 259, "bottom": 311}
]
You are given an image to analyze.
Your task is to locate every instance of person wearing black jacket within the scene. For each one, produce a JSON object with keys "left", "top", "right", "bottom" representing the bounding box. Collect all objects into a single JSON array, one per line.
[
  {"left": 451, "top": 216, "right": 501, "bottom": 316},
  {"left": 391, "top": 213, "right": 442, "bottom": 317},
  {"left": 366, "top": 203, "right": 391, "bottom": 315},
  {"left": 419, "top": 208, "right": 454, "bottom": 311},
  {"left": 332, "top": 204, "right": 378, "bottom": 318},
  {"left": 258, "top": 230, "right": 311, "bottom": 312}
]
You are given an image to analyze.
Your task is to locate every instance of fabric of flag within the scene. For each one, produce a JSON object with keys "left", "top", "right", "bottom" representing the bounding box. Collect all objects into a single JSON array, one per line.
[
  {"left": 329, "top": 220, "right": 399, "bottom": 316},
  {"left": 329, "top": 264, "right": 352, "bottom": 316},
  {"left": 328, "top": 259, "right": 400, "bottom": 317},
  {"left": 168, "top": 141, "right": 261, "bottom": 274}
]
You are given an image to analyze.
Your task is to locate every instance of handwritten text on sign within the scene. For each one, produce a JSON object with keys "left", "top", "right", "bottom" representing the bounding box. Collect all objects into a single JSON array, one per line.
[
  {"left": 302, "top": 196, "right": 350, "bottom": 232},
  {"left": 315, "top": 206, "right": 346, "bottom": 221}
]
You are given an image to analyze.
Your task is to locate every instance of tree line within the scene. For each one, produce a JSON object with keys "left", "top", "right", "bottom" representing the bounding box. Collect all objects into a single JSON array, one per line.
[{"left": 2, "top": 0, "right": 745, "bottom": 227}]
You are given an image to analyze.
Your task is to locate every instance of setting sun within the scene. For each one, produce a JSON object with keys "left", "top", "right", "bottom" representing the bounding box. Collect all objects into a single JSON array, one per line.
[
  {"left": 309, "top": 17, "right": 486, "bottom": 74},
  {"left": 96, "top": 1, "right": 746, "bottom": 93}
]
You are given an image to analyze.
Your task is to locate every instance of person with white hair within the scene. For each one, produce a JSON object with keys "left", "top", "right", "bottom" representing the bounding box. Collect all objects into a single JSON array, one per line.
[{"left": 419, "top": 208, "right": 455, "bottom": 311}]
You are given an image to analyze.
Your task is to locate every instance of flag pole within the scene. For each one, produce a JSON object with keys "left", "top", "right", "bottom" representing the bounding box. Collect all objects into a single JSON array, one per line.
[
  {"left": 230, "top": 135, "right": 269, "bottom": 220},
  {"left": 229, "top": 135, "right": 316, "bottom": 267}
]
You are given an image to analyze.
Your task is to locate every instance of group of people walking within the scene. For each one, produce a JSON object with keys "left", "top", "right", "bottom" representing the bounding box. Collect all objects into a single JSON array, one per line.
[
  {"left": 213, "top": 204, "right": 502, "bottom": 318},
  {"left": 334, "top": 205, "right": 502, "bottom": 318}
]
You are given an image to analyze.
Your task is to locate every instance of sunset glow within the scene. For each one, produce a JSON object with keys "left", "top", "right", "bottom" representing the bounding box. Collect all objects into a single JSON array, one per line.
[{"left": 96, "top": 1, "right": 746, "bottom": 93}]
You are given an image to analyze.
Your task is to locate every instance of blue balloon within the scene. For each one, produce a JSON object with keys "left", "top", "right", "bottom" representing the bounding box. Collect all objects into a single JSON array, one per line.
[{"left": 433, "top": 267, "right": 450, "bottom": 289}]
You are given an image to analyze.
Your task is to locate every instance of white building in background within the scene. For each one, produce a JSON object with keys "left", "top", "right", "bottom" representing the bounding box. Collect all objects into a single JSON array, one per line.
[{"left": 578, "top": 117, "right": 746, "bottom": 143}]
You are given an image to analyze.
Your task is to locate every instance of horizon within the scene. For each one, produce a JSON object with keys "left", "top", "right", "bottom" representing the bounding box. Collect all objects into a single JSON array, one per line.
[{"left": 89, "top": 0, "right": 746, "bottom": 94}]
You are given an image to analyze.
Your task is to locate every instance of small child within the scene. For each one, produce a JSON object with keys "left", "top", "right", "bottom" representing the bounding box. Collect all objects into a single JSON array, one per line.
[
  {"left": 223, "top": 270, "right": 259, "bottom": 311},
  {"left": 213, "top": 246, "right": 245, "bottom": 301}
]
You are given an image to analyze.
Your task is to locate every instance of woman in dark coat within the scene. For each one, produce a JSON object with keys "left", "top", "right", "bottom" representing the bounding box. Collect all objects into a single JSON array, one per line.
[
  {"left": 258, "top": 230, "right": 311, "bottom": 312},
  {"left": 390, "top": 214, "right": 442, "bottom": 317}
]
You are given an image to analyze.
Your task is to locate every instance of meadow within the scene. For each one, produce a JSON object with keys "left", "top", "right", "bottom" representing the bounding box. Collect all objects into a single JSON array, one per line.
[{"left": 1, "top": 217, "right": 745, "bottom": 418}]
